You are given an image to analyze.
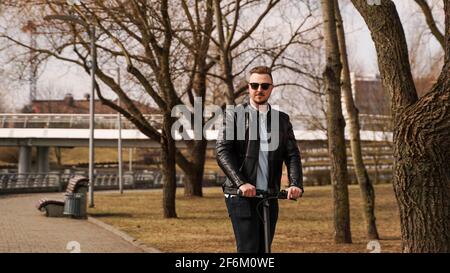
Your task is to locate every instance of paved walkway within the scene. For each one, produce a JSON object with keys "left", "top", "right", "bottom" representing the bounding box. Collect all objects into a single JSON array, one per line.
[{"left": 0, "top": 192, "right": 145, "bottom": 253}]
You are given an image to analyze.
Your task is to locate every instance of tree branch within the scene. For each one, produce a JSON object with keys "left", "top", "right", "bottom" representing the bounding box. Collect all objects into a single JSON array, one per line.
[{"left": 414, "top": 0, "right": 445, "bottom": 49}]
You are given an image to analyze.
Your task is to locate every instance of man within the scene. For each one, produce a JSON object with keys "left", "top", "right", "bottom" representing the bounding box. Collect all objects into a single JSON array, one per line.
[{"left": 216, "top": 66, "right": 303, "bottom": 253}]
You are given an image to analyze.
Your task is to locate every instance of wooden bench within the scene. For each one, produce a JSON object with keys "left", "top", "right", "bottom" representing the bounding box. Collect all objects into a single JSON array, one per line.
[{"left": 36, "top": 175, "right": 89, "bottom": 217}]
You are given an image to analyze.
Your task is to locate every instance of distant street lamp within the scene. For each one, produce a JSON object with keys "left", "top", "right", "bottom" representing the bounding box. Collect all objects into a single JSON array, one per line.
[{"left": 44, "top": 14, "right": 97, "bottom": 208}]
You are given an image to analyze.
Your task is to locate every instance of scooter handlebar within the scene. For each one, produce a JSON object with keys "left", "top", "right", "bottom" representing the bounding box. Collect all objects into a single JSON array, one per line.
[{"left": 236, "top": 189, "right": 297, "bottom": 201}]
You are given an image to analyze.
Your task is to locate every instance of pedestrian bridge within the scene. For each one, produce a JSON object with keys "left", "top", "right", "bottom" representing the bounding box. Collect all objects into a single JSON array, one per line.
[
  {"left": 0, "top": 113, "right": 392, "bottom": 175},
  {"left": 0, "top": 113, "right": 392, "bottom": 147}
]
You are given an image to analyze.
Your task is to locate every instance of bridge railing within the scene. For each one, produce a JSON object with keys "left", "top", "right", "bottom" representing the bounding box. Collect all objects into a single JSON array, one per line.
[
  {"left": 0, "top": 113, "right": 392, "bottom": 131},
  {"left": 0, "top": 114, "right": 163, "bottom": 129},
  {"left": 0, "top": 170, "right": 224, "bottom": 193}
]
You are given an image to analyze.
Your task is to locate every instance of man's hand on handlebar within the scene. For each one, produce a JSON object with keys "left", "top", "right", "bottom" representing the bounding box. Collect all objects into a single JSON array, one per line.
[
  {"left": 238, "top": 183, "right": 256, "bottom": 197},
  {"left": 287, "top": 186, "right": 303, "bottom": 200}
]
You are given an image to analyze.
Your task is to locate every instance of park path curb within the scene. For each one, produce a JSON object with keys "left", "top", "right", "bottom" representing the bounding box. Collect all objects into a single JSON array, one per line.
[{"left": 87, "top": 216, "right": 162, "bottom": 253}]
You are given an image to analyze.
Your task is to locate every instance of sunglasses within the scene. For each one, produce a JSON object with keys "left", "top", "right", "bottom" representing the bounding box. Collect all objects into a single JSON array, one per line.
[{"left": 248, "top": 82, "right": 272, "bottom": 91}]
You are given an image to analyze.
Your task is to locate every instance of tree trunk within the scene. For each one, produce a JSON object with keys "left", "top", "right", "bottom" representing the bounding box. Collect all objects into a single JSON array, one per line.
[
  {"left": 182, "top": 57, "right": 210, "bottom": 197},
  {"left": 394, "top": 87, "right": 450, "bottom": 252},
  {"left": 213, "top": 0, "right": 236, "bottom": 105},
  {"left": 161, "top": 112, "right": 177, "bottom": 218},
  {"left": 54, "top": 147, "right": 62, "bottom": 166},
  {"left": 183, "top": 139, "right": 207, "bottom": 197},
  {"left": 351, "top": 0, "right": 450, "bottom": 252},
  {"left": 180, "top": 2, "right": 214, "bottom": 196},
  {"left": 334, "top": 0, "right": 379, "bottom": 240},
  {"left": 373, "top": 154, "right": 380, "bottom": 185},
  {"left": 321, "top": 0, "right": 352, "bottom": 244}
]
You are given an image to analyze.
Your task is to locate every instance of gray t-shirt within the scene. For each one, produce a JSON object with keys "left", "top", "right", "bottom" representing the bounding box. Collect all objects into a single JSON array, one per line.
[
  {"left": 256, "top": 110, "right": 269, "bottom": 191},
  {"left": 249, "top": 103, "right": 269, "bottom": 192}
]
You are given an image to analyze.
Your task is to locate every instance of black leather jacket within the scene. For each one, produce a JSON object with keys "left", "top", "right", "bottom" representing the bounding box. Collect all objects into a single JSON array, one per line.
[{"left": 216, "top": 103, "right": 303, "bottom": 194}]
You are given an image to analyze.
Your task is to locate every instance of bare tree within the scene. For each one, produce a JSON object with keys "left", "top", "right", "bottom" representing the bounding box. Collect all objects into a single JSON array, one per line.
[
  {"left": 334, "top": 0, "right": 379, "bottom": 240},
  {"left": 212, "top": 0, "right": 281, "bottom": 104},
  {"left": 173, "top": 0, "right": 214, "bottom": 197},
  {"left": 210, "top": 0, "right": 323, "bottom": 112},
  {"left": 212, "top": 0, "right": 270, "bottom": 104},
  {"left": 1, "top": 0, "right": 193, "bottom": 217},
  {"left": 414, "top": 0, "right": 445, "bottom": 49},
  {"left": 1, "top": 0, "right": 322, "bottom": 215},
  {"left": 407, "top": 5, "right": 444, "bottom": 98},
  {"left": 320, "top": 0, "right": 352, "bottom": 244},
  {"left": 351, "top": 0, "right": 450, "bottom": 252}
]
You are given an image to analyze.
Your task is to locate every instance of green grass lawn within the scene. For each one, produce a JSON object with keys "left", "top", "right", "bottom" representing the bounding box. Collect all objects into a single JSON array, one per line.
[{"left": 88, "top": 184, "right": 401, "bottom": 253}]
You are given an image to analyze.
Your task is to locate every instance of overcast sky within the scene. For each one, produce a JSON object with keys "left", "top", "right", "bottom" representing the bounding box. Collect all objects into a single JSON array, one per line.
[{"left": 0, "top": 0, "right": 445, "bottom": 111}]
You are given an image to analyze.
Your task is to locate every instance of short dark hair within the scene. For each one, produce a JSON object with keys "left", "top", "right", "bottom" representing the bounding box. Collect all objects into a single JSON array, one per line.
[{"left": 249, "top": 66, "right": 273, "bottom": 82}]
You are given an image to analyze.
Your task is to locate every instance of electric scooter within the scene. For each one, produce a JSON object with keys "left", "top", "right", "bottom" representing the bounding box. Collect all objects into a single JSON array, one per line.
[{"left": 226, "top": 188, "right": 297, "bottom": 253}]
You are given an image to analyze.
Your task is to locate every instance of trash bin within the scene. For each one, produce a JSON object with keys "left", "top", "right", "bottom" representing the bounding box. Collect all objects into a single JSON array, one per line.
[{"left": 63, "top": 192, "right": 87, "bottom": 219}]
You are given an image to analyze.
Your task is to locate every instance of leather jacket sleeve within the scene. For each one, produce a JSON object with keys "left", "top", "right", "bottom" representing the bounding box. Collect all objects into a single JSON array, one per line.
[
  {"left": 284, "top": 115, "right": 304, "bottom": 191},
  {"left": 215, "top": 109, "right": 246, "bottom": 188}
]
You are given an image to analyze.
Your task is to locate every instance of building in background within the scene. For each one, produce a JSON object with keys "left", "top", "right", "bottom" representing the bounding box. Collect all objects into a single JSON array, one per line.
[
  {"left": 350, "top": 73, "right": 436, "bottom": 116},
  {"left": 25, "top": 93, "right": 159, "bottom": 115}
]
